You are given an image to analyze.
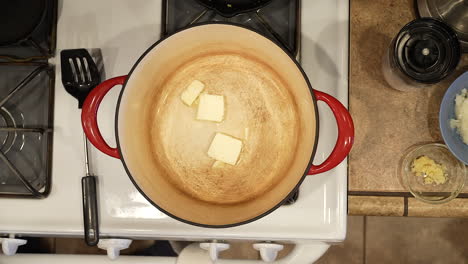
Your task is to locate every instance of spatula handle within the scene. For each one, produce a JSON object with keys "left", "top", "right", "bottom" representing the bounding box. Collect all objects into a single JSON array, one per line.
[{"left": 82, "top": 175, "right": 99, "bottom": 246}]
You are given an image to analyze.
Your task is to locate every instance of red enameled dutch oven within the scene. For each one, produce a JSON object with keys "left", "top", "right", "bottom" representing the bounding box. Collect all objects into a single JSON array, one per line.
[{"left": 82, "top": 23, "right": 354, "bottom": 228}]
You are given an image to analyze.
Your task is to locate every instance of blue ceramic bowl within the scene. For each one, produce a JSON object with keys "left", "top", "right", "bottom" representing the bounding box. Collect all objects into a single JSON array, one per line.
[{"left": 440, "top": 72, "right": 468, "bottom": 165}]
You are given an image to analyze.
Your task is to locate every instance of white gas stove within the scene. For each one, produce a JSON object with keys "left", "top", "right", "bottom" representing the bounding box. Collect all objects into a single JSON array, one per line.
[{"left": 0, "top": 0, "right": 349, "bottom": 263}]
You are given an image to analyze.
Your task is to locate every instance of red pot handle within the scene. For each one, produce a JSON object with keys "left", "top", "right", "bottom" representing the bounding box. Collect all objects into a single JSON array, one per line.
[
  {"left": 81, "top": 75, "right": 128, "bottom": 159},
  {"left": 308, "top": 90, "right": 354, "bottom": 175}
]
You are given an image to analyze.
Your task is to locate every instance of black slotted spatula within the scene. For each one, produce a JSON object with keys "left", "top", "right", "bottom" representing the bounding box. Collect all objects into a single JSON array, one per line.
[
  {"left": 61, "top": 49, "right": 101, "bottom": 246},
  {"left": 61, "top": 49, "right": 101, "bottom": 108}
]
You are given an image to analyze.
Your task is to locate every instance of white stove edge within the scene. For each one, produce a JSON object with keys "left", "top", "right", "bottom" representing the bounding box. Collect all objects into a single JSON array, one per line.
[
  {"left": 0, "top": 0, "right": 349, "bottom": 243},
  {"left": 0, "top": 243, "right": 330, "bottom": 263}
]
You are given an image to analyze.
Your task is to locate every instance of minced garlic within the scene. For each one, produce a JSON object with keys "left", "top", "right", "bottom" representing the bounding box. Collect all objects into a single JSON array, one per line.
[{"left": 411, "top": 156, "right": 447, "bottom": 185}]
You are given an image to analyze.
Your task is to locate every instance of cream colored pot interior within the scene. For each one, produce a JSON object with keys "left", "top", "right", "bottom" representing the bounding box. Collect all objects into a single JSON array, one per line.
[{"left": 117, "top": 24, "right": 316, "bottom": 226}]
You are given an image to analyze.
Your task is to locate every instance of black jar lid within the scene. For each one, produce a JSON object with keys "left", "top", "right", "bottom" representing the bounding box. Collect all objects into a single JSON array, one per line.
[{"left": 393, "top": 18, "right": 461, "bottom": 84}]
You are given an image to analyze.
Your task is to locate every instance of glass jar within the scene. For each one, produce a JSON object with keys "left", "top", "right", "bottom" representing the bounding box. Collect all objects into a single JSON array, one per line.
[{"left": 382, "top": 18, "right": 461, "bottom": 92}]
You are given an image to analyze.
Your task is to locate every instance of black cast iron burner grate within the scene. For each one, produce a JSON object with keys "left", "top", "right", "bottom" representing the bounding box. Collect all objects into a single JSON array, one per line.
[
  {"left": 0, "top": 64, "right": 54, "bottom": 198},
  {"left": 162, "top": 0, "right": 300, "bottom": 59}
]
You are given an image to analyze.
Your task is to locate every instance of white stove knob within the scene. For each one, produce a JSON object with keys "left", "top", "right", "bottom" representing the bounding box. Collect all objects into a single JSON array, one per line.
[
  {"left": 97, "top": 238, "right": 132, "bottom": 260},
  {"left": 253, "top": 243, "right": 284, "bottom": 263},
  {"left": 199, "top": 242, "right": 230, "bottom": 263},
  {"left": 0, "top": 237, "right": 27, "bottom": 256}
]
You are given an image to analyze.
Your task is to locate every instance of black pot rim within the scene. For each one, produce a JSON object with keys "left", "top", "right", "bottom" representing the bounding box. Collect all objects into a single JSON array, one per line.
[{"left": 114, "top": 21, "right": 319, "bottom": 228}]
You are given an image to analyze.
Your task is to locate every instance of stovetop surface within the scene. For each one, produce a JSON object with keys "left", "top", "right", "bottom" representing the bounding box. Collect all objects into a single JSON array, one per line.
[{"left": 0, "top": 0, "right": 349, "bottom": 242}]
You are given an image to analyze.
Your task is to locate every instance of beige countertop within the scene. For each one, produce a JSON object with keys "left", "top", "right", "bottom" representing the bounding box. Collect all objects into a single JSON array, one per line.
[{"left": 348, "top": 0, "right": 468, "bottom": 217}]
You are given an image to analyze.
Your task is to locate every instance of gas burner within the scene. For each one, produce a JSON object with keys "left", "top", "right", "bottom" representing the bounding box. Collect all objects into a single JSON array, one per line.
[
  {"left": 0, "top": 64, "right": 54, "bottom": 198},
  {"left": 162, "top": 0, "right": 300, "bottom": 59},
  {"left": 0, "top": 107, "right": 21, "bottom": 154},
  {"left": 0, "top": 1, "right": 57, "bottom": 196}
]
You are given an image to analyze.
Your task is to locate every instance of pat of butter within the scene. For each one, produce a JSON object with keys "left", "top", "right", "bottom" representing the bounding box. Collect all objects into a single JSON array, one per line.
[
  {"left": 180, "top": 80, "right": 205, "bottom": 106},
  {"left": 208, "top": 133, "right": 242, "bottom": 165},
  {"left": 212, "top": 160, "right": 226, "bottom": 168},
  {"left": 197, "top": 94, "right": 224, "bottom": 122}
]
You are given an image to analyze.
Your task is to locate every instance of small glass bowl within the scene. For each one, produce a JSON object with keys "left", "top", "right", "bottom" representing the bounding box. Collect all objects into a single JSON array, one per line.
[{"left": 400, "top": 143, "right": 466, "bottom": 204}]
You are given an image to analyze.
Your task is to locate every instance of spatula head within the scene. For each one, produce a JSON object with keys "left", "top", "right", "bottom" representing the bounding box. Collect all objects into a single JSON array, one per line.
[{"left": 61, "top": 49, "right": 101, "bottom": 108}]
